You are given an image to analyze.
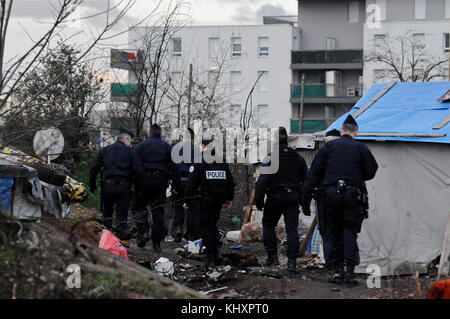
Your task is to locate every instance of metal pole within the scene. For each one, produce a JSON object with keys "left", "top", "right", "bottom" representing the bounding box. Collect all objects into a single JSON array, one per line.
[
  {"left": 299, "top": 73, "right": 305, "bottom": 133},
  {"left": 187, "top": 63, "right": 193, "bottom": 128}
]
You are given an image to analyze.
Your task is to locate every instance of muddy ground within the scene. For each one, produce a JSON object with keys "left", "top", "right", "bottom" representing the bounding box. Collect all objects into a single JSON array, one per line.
[{"left": 128, "top": 239, "right": 436, "bottom": 299}]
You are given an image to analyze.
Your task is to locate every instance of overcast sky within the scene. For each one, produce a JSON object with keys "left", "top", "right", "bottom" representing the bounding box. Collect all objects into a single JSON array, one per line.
[{"left": 5, "top": 0, "right": 297, "bottom": 63}]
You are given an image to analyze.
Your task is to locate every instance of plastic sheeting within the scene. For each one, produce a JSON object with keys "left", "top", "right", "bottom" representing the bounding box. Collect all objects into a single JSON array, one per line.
[
  {"left": 355, "top": 142, "right": 450, "bottom": 275},
  {"left": 327, "top": 82, "right": 450, "bottom": 144},
  {"left": 0, "top": 178, "right": 13, "bottom": 214}
]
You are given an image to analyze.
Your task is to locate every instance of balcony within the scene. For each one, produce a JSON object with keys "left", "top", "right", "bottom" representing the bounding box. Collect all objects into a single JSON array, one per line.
[
  {"left": 290, "top": 119, "right": 330, "bottom": 134},
  {"left": 110, "top": 83, "right": 140, "bottom": 102},
  {"left": 291, "top": 50, "right": 363, "bottom": 70},
  {"left": 291, "top": 83, "right": 362, "bottom": 104}
]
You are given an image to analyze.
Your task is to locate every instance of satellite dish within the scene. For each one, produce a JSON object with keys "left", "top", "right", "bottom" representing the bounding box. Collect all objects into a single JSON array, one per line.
[{"left": 33, "top": 127, "right": 65, "bottom": 162}]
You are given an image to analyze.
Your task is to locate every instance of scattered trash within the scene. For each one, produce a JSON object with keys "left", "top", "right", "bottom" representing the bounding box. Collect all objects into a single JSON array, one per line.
[
  {"left": 231, "top": 216, "right": 241, "bottom": 225},
  {"left": 98, "top": 229, "right": 129, "bottom": 260},
  {"left": 222, "top": 265, "right": 232, "bottom": 273},
  {"left": 179, "top": 263, "right": 194, "bottom": 270},
  {"left": 427, "top": 279, "right": 450, "bottom": 299},
  {"left": 200, "top": 286, "right": 229, "bottom": 296},
  {"left": 225, "top": 230, "right": 240, "bottom": 242},
  {"left": 173, "top": 247, "right": 185, "bottom": 255},
  {"left": 164, "top": 235, "right": 175, "bottom": 242},
  {"left": 154, "top": 257, "right": 174, "bottom": 277},
  {"left": 216, "top": 289, "right": 245, "bottom": 299},
  {"left": 206, "top": 270, "right": 223, "bottom": 282},
  {"left": 184, "top": 239, "right": 204, "bottom": 254},
  {"left": 231, "top": 244, "right": 242, "bottom": 249}
]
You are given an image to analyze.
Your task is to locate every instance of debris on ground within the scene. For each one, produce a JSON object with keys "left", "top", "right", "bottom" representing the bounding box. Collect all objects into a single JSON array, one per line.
[
  {"left": 154, "top": 257, "right": 175, "bottom": 277},
  {"left": 426, "top": 279, "right": 450, "bottom": 299},
  {"left": 98, "top": 229, "right": 129, "bottom": 260}
]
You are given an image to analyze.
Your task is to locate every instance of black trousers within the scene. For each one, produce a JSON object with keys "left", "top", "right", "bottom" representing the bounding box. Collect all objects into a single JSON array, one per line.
[
  {"left": 102, "top": 179, "right": 130, "bottom": 233},
  {"left": 315, "top": 192, "right": 336, "bottom": 269},
  {"left": 323, "top": 186, "right": 364, "bottom": 268},
  {"left": 262, "top": 191, "right": 300, "bottom": 259},
  {"left": 200, "top": 197, "right": 224, "bottom": 262},
  {"left": 135, "top": 173, "right": 168, "bottom": 244}
]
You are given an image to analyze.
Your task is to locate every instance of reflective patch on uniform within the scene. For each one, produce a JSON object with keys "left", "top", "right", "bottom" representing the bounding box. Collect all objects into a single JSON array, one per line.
[
  {"left": 205, "top": 170, "right": 226, "bottom": 179},
  {"left": 189, "top": 165, "right": 194, "bottom": 173}
]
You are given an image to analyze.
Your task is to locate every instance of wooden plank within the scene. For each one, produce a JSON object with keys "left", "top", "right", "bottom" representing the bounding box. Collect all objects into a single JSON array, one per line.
[
  {"left": 433, "top": 115, "right": 450, "bottom": 130},
  {"left": 353, "top": 81, "right": 397, "bottom": 118},
  {"left": 437, "top": 212, "right": 450, "bottom": 279},
  {"left": 314, "top": 132, "right": 446, "bottom": 138},
  {"left": 358, "top": 133, "right": 446, "bottom": 137},
  {"left": 243, "top": 189, "right": 256, "bottom": 224},
  {"left": 298, "top": 215, "right": 318, "bottom": 258}
]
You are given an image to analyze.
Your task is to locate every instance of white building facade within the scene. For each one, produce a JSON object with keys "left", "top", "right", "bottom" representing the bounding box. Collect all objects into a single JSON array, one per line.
[{"left": 130, "top": 23, "right": 300, "bottom": 133}]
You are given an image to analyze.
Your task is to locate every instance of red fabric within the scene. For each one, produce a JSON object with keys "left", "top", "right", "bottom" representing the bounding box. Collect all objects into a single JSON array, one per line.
[
  {"left": 427, "top": 279, "right": 450, "bottom": 299},
  {"left": 98, "top": 229, "right": 129, "bottom": 260}
]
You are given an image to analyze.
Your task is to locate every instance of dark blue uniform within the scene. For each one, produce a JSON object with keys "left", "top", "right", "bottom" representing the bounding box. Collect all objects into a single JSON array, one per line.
[
  {"left": 89, "top": 141, "right": 141, "bottom": 234},
  {"left": 185, "top": 157, "right": 235, "bottom": 265},
  {"left": 303, "top": 134, "right": 378, "bottom": 270},
  {"left": 172, "top": 141, "right": 201, "bottom": 239},
  {"left": 134, "top": 135, "right": 179, "bottom": 246},
  {"left": 255, "top": 144, "right": 308, "bottom": 261}
]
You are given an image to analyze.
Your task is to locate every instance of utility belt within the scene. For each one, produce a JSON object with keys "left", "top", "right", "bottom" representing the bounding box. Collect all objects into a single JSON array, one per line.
[
  {"left": 144, "top": 169, "right": 166, "bottom": 176},
  {"left": 269, "top": 186, "right": 301, "bottom": 195},
  {"left": 103, "top": 177, "right": 129, "bottom": 185},
  {"left": 326, "top": 180, "right": 369, "bottom": 219}
]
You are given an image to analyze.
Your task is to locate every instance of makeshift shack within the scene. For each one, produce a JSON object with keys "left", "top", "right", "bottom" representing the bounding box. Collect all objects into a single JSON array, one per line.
[{"left": 325, "top": 81, "right": 450, "bottom": 276}]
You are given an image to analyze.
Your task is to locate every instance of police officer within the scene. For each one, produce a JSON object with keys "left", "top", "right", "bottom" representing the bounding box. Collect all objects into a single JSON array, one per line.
[
  {"left": 172, "top": 128, "right": 201, "bottom": 242},
  {"left": 312, "top": 129, "right": 341, "bottom": 270},
  {"left": 89, "top": 133, "right": 141, "bottom": 239},
  {"left": 134, "top": 124, "right": 179, "bottom": 251},
  {"left": 184, "top": 137, "right": 235, "bottom": 268},
  {"left": 255, "top": 127, "right": 308, "bottom": 271},
  {"left": 302, "top": 115, "right": 378, "bottom": 286}
]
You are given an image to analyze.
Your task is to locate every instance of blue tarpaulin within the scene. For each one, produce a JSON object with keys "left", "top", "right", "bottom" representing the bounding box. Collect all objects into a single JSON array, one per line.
[
  {"left": 0, "top": 178, "right": 14, "bottom": 214},
  {"left": 327, "top": 82, "right": 450, "bottom": 144}
]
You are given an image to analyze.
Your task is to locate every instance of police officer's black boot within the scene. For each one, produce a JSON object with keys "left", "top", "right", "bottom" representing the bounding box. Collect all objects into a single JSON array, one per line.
[
  {"left": 287, "top": 258, "right": 297, "bottom": 272},
  {"left": 152, "top": 241, "right": 162, "bottom": 252},
  {"left": 136, "top": 232, "right": 150, "bottom": 248},
  {"left": 345, "top": 266, "right": 358, "bottom": 287},
  {"left": 265, "top": 254, "right": 280, "bottom": 266},
  {"left": 328, "top": 263, "right": 345, "bottom": 285}
]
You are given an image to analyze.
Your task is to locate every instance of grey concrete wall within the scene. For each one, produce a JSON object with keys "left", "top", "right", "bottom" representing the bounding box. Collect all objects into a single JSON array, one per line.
[
  {"left": 297, "top": 0, "right": 365, "bottom": 50},
  {"left": 366, "top": 0, "right": 449, "bottom": 21}
]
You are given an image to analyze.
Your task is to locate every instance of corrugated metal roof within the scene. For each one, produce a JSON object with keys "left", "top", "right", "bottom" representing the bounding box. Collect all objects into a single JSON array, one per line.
[{"left": 327, "top": 82, "right": 450, "bottom": 144}]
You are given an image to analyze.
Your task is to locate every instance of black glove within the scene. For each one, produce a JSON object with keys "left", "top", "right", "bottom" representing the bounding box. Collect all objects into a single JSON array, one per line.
[{"left": 301, "top": 194, "right": 312, "bottom": 216}]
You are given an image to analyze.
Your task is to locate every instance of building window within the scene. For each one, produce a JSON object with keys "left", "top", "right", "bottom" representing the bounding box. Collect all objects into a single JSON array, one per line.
[
  {"left": 209, "top": 37, "right": 219, "bottom": 59},
  {"left": 230, "top": 71, "right": 241, "bottom": 92},
  {"left": 231, "top": 37, "right": 241, "bottom": 57},
  {"left": 326, "top": 37, "right": 337, "bottom": 50},
  {"left": 446, "top": 0, "right": 450, "bottom": 19},
  {"left": 376, "top": 0, "right": 387, "bottom": 21},
  {"left": 230, "top": 104, "right": 241, "bottom": 126},
  {"left": 258, "top": 37, "right": 269, "bottom": 57},
  {"left": 348, "top": 1, "right": 360, "bottom": 23},
  {"left": 172, "top": 38, "right": 181, "bottom": 57},
  {"left": 414, "top": 0, "right": 426, "bottom": 20},
  {"left": 413, "top": 33, "right": 425, "bottom": 49},
  {"left": 374, "top": 34, "right": 386, "bottom": 52},
  {"left": 257, "top": 71, "right": 269, "bottom": 92},
  {"left": 257, "top": 105, "right": 269, "bottom": 127},
  {"left": 445, "top": 33, "right": 450, "bottom": 53}
]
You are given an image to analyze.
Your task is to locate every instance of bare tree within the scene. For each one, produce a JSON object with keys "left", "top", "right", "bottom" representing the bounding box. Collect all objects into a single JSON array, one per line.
[
  {"left": 108, "top": 0, "right": 191, "bottom": 138},
  {"left": 366, "top": 30, "right": 448, "bottom": 82},
  {"left": 0, "top": 0, "right": 154, "bottom": 119}
]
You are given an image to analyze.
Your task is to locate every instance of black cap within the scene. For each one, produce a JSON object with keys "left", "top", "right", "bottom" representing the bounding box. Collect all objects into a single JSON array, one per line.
[
  {"left": 202, "top": 137, "right": 214, "bottom": 146},
  {"left": 343, "top": 114, "right": 358, "bottom": 127},
  {"left": 325, "top": 129, "right": 341, "bottom": 137}
]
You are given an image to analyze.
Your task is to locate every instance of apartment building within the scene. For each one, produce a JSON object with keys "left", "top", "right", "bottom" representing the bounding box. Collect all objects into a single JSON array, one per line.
[
  {"left": 291, "top": 0, "right": 450, "bottom": 139},
  {"left": 128, "top": 21, "right": 300, "bottom": 133}
]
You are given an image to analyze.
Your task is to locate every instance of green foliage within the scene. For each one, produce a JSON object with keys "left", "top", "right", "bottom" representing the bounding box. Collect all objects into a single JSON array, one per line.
[{"left": 2, "top": 43, "right": 104, "bottom": 171}]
